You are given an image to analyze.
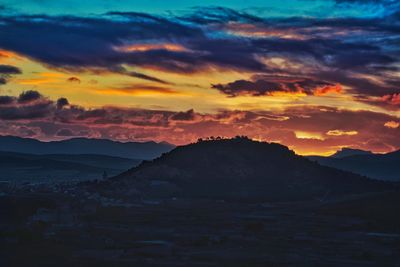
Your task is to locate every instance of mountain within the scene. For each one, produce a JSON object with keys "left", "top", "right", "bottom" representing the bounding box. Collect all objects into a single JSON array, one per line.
[
  {"left": 330, "top": 147, "right": 373, "bottom": 158},
  {"left": 0, "top": 151, "right": 141, "bottom": 182},
  {"left": 308, "top": 149, "right": 400, "bottom": 181},
  {"left": 97, "top": 137, "right": 390, "bottom": 201},
  {"left": 0, "top": 136, "right": 174, "bottom": 160}
]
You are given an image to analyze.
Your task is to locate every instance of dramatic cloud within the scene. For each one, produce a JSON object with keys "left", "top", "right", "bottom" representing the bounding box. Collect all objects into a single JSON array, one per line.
[
  {"left": 212, "top": 75, "right": 341, "bottom": 97},
  {"left": 0, "top": 7, "right": 396, "bottom": 107},
  {"left": 0, "top": 3, "right": 399, "bottom": 153},
  {"left": 0, "top": 91, "right": 52, "bottom": 120},
  {"left": 0, "top": 91, "right": 398, "bottom": 154}
]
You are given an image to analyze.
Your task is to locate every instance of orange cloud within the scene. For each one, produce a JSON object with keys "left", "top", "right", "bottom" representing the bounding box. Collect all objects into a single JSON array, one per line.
[
  {"left": 326, "top": 129, "right": 358, "bottom": 136},
  {"left": 114, "top": 43, "right": 189, "bottom": 52},
  {"left": 18, "top": 72, "right": 67, "bottom": 85},
  {"left": 384, "top": 121, "right": 399, "bottom": 129},
  {"left": 96, "top": 85, "right": 180, "bottom": 96},
  {"left": 382, "top": 93, "right": 400, "bottom": 105},
  {"left": 269, "top": 90, "right": 307, "bottom": 98},
  {"left": 0, "top": 49, "right": 22, "bottom": 61},
  {"left": 313, "top": 84, "right": 342, "bottom": 96}
]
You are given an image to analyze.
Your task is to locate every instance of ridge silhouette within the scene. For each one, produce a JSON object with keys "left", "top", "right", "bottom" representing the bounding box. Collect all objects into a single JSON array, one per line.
[{"left": 100, "top": 137, "right": 390, "bottom": 201}]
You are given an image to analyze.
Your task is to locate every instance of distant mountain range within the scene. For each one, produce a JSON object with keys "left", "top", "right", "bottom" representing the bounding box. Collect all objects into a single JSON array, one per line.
[
  {"left": 97, "top": 138, "right": 390, "bottom": 201},
  {"left": 2, "top": 136, "right": 398, "bottom": 184},
  {"left": 0, "top": 151, "right": 141, "bottom": 182},
  {"left": 0, "top": 136, "right": 174, "bottom": 159},
  {"left": 329, "top": 148, "right": 373, "bottom": 158},
  {"left": 308, "top": 149, "right": 400, "bottom": 181}
]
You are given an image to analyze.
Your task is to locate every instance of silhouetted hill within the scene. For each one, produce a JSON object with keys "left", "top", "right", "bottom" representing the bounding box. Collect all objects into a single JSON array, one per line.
[
  {"left": 308, "top": 149, "right": 400, "bottom": 181},
  {"left": 100, "top": 138, "right": 390, "bottom": 201},
  {"left": 0, "top": 136, "right": 174, "bottom": 160},
  {"left": 0, "top": 151, "right": 141, "bottom": 182},
  {"left": 330, "top": 148, "right": 373, "bottom": 158}
]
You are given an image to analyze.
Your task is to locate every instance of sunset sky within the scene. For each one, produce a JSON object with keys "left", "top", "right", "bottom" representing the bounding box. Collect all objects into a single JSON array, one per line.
[{"left": 0, "top": 0, "right": 399, "bottom": 155}]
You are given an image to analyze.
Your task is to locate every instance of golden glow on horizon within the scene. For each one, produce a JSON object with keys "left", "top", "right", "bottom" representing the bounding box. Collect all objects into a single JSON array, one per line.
[
  {"left": 294, "top": 149, "right": 337, "bottom": 157},
  {"left": 295, "top": 131, "right": 325, "bottom": 140}
]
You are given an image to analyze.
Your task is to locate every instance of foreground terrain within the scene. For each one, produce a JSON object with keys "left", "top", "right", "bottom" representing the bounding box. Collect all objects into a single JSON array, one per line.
[
  {"left": 0, "top": 151, "right": 141, "bottom": 183},
  {"left": 1, "top": 138, "right": 399, "bottom": 266},
  {"left": 1, "top": 189, "right": 399, "bottom": 267}
]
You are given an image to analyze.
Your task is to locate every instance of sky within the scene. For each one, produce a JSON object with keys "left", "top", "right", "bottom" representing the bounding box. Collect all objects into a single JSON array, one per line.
[{"left": 0, "top": 0, "right": 399, "bottom": 155}]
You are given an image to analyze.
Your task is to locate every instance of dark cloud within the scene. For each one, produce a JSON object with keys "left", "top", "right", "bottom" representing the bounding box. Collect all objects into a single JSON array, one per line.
[
  {"left": 0, "top": 95, "right": 15, "bottom": 105},
  {"left": 212, "top": 76, "right": 339, "bottom": 97},
  {"left": 18, "top": 90, "right": 43, "bottom": 103},
  {"left": 170, "top": 109, "right": 196, "bottom": 121},
  {"left": 0, "top": 8, "right": 399, "bottom": 106},
  {"left": 212, "top": 79, "right": 279, "bottom": 97},
  {"left": 0, "top": 102, "right": 53, "bottom": 120},
  {"left": 56, "top": 97, "right": 69, "bottom": 109},
  {"left": 0, "top": 12, "right": 265, "bottom": 76},
  {"left": 0, "top": 13, "right": 206, "bottom": 74},
  {"left": 111, "top": 66, "right": 171, "bottom": 84},
  {"left": 251, "top": 37, "right": 396, "bottom": 72},
  {"left": 0, "top": 65, "right": 21, "bottom": 74},
  {"left": 0, "top": 64, "right": 22, "bottom": 85},
  {"left": 66, "top": 76, "right": 81, "bottom": 83},
  {"left": 126, "top": 71, "right": 171, "bottom": 85}
]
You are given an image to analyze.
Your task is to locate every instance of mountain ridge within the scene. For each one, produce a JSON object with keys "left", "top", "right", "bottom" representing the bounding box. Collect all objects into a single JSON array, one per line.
[
  {"left": 330, "top": 147, "right": 374, "bottom": 158},
  {"left": 308, "top": 149, "right": 400, "bottom": 181},
  {"left": 0, "top": 135, "right": 174, "bottom": 160},
  {"left": 99, "top": 137, "right": 391, "bottom": 201},
  {"left": 0, "top": 151, "right": 141, "bottom": 182}
]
